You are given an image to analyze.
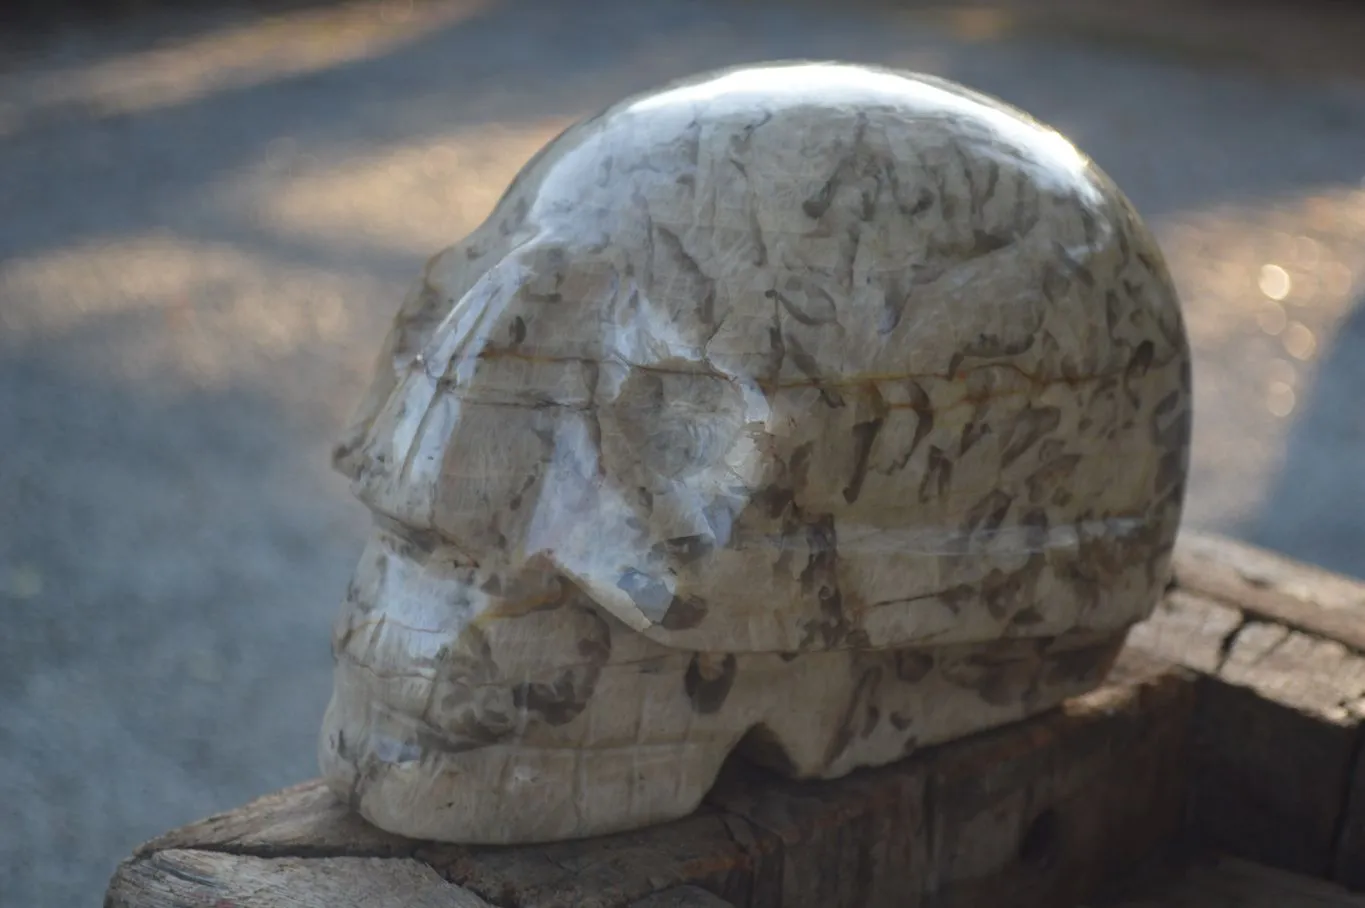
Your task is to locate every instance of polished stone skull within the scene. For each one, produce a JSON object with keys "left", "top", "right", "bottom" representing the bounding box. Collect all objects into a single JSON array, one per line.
[{"left": 320, "top": 62, "right": 1192, "bottom": 844}]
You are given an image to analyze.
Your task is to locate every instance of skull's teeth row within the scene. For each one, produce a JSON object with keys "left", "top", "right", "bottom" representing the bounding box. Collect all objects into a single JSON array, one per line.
[{"left": 320, "top": 598, "right": 1123, "bottom": 843}]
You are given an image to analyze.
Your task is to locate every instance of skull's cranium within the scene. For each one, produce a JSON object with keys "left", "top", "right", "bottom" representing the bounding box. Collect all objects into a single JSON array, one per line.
[{"left": 320, "top": 62, "right": 1191, "bottom": 844}]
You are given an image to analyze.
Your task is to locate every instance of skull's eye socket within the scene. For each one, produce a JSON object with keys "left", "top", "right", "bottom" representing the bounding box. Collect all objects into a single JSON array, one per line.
[{"left": 605, "top": 368, "right": 748, "bottom": 481}]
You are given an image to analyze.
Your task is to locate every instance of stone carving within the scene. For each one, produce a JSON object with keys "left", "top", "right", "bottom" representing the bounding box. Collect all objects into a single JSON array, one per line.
[{"left": 319, "top": 61, "right": 1192, "bottom": 844}]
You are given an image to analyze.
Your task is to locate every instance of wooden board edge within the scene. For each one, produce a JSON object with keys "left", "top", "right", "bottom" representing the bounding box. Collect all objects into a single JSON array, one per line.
[
  {"left": 1133, "top": 539, "right": 1365, "bottom": 889},
  {"left": 104, "top": 849, "right": 497, "bottom": 908},
  {"left": 1096, "top": 853, "right": 1365, "bottom": 907},
  {"left": 1172, "top": 530, "right": 1365, "bottom": 654}
]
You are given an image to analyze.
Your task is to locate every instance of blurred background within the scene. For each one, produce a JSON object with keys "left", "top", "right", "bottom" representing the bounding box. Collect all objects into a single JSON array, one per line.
[{"left": 2, "top": 0, "right": 1364, "bottom": 903}]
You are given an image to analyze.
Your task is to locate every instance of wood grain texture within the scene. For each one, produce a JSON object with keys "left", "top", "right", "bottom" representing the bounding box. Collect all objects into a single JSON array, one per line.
[
  {"left": 1096, "top": 855, "right": 1365, "bottom": 907},
  {"left": 105, "top": 850, "right": 493, "bottom": 908},
  {"left": 1131, "top": 531, "right": 1365, "bottom": 886},
  {"left": 627, "top": 887, "right": 738, "bottom": 908},
  {"left": 1172, "top": 532, "right": 1365, "bottom": 655},
  {"left": 415, "top": 809, "right": 763, "bottom": 908},
  {"left": 920, "top": 674, "right": 1193, "bottom": 908},
  {"left": 135, "top": 778, "right": 417, "bottom": 860},
  {"left": 1128, "top": 585, "right": 1363, "bottom": 875}
]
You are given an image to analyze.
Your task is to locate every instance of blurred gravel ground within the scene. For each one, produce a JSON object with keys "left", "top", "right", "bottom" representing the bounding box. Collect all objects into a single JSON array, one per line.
[{"left": 1, "top": 1, "right": 1364, "bottom": 904}]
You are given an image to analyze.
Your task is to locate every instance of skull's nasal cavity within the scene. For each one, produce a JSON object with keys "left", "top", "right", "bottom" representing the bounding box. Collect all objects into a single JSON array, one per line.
[{"left": 607, "top": 366, "right": 749, "bottom": 481}]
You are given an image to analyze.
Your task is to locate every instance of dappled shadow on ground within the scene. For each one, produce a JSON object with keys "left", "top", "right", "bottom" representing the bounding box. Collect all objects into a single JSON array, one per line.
[
  {"left": 3, "top": 1, "right": 1365, "bottom": 904},
  {"left": 0, "top": 0, "right": 353, "bottom": 58},
  {"left": 0, "top": 316, "right": 355, "bottom": 889},
  {"left": 8, "top": 0, "right": 1365, "bottom": 256}
]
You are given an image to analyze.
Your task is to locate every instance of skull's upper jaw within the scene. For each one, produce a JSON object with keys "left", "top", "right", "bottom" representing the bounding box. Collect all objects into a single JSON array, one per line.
[
  {"left": 322, "top": 525, "right": 1135, "bottom": 847},
  {"left": 320, "top": 551, "right": 1131, "bottom": 844},
  {"left": 321, "top": 487, "right": 1143, "bottom": 844}
]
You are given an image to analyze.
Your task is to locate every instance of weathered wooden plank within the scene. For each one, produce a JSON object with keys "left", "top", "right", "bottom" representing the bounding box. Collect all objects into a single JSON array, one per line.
[
  {"left": 1123, "top": 589, "right": 1242, "bottom": 675},
  {"left": 104, "top": 850, "right": 492, "bottom": 908},
  {"left": 416, "top": 809, "right": 764, "bottom": 908},
  {"left": 1132, "top": 534, "right": 1365, "bottom": 885},
  {"left": 703, "top": 736, "right": 932, "bottom": 908},
  {"left": 136, "top": 778, "right": 417, "bottom": 859},
  {"left": 1173, "top": 531, "right": 1365, "bottom": 655},
  {"left": 1130, "top": 592, "right": 1365, "bottom": 877},
  {"left": 104, "top": 666, "right": 1193, "bottom": 908},
  {"left": 1219, "top": 622, "right": 1365, "bottom": 727},
  {"left": 627, "top": 886, "right": 738, "bottom": 907},
  {"left": 1097, "top": 855, "right": 1365, "bottom": 907},
  {"left": 918, "top": 669, "right": 1193, "bottom": 908}
]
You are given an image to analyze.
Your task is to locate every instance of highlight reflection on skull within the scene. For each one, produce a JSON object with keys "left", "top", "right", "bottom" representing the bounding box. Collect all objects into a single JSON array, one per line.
[{"left": 320, "top": 62, "right": 1192, "bottom": 844}]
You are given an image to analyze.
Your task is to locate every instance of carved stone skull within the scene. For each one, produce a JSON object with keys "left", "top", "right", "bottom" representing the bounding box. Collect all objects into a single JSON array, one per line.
[{"left": 320, "top": 62, "right": 1192, "bottom": 844}]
